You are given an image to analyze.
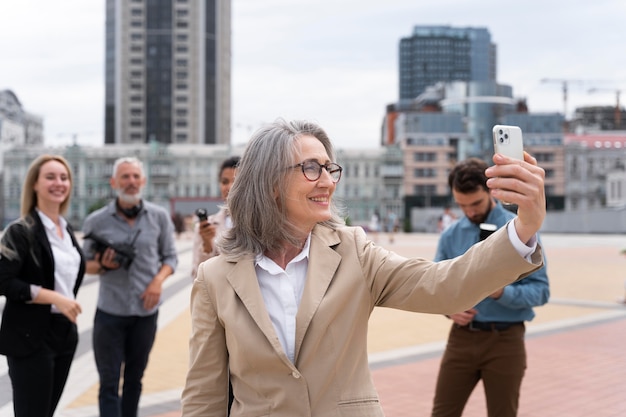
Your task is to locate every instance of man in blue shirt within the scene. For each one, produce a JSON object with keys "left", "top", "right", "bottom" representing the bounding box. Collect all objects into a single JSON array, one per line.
[
  {"left": 430, "top": 157, "right": 549, "bottom": 417},
  {"left": 83, "top": 157, "right": 178, "bottom": 417}
]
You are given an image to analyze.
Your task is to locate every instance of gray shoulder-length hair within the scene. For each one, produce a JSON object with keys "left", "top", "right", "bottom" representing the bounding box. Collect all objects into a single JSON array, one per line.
[{"left": 219, "top": 119, "right": 345, "bottom": 257}]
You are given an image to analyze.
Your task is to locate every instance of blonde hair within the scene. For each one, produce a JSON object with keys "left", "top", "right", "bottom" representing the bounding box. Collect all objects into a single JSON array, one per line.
[{"left": 21, "top": 154, "right": 73, "bottom": 217}]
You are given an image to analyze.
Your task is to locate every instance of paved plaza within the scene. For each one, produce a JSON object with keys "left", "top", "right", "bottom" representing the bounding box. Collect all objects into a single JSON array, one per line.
[{"left": 1, "top": 231, "right": 625, "bottom": 416}]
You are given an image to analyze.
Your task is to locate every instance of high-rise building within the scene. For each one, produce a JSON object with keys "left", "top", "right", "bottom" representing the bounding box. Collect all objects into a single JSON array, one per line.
[
  {"left": 105, "top": 0, "right": 231, "bottom": 145},
  {"left": 399, "top": 25, "right": 496, "bottom": 101}
]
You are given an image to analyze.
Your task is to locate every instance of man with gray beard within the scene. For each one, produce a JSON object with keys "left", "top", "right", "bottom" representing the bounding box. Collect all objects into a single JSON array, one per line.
[{"left": 82, "top": 157, "right": 178, "bottom": 417}]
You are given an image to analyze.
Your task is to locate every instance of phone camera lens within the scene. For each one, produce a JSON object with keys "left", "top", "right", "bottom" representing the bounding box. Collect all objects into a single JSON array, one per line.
[
  {"left": 499, "top": 137, "right": 504, "bottom": 143},
  {"left": 504, "top": 133, "right": 509, "bottom": 139},
  {"left": 498, "top": 129, "right": 504, "bottom": 135}
]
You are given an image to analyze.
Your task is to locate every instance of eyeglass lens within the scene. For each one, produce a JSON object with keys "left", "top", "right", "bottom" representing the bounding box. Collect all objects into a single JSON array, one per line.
[{"left": 302, "top": 161, "right": 342, "bottom": 182}]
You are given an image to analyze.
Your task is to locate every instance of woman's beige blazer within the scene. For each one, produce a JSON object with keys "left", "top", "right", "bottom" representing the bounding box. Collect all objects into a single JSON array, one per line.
[{"left": 183, "top": 223, "right": 542, "bottom": 417}]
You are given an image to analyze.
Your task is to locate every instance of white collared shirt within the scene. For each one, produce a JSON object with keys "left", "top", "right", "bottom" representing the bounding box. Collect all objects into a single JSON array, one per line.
[
  {"left": 36, "top": 209, "right": 81, "bottom": 313},
  {"left": 506, "top": 221, "right": 537, "bottom": 260},
  {"left": 252, "top": 226, "right": 534, "bottom": 363},
  {"left": 255, "top": 234, "right": 311, "bottom": 363}
]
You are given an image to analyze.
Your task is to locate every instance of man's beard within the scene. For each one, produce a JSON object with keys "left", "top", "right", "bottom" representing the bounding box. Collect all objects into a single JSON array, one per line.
[
  {"left": 470, "top": 207, "right": 492, "bottom": 225},
  {"left": 116, "top": 188, "right": 143, "bottom": 205}
]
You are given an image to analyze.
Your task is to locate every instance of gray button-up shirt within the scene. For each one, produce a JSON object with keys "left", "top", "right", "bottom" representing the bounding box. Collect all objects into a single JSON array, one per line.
[{"left": 82, "top": 200, "right": 178, "bottom": 316}]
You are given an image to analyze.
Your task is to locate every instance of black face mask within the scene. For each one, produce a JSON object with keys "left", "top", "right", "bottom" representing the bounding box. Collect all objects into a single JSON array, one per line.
[{"left": 116, "top": 199, "right": 143, "bottom": 219}]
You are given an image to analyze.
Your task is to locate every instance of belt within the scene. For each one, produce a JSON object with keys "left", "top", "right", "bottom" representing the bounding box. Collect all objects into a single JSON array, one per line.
[{"left": 458, "top": 321, "right": 523, "bottom": 332}]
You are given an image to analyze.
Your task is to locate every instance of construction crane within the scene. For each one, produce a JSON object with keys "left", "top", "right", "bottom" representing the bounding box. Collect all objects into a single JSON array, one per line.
[
  {"left": 588, "top": 87, "right": 622, "bottom": 128},
  {"left": 540, "top": 78, "right": 589, "bottom": 118}
]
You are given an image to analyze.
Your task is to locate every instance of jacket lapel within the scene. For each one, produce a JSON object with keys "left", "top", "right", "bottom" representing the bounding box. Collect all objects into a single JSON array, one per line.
[
  {"left": 294, "top": 226, "right": 341, "bottom": 361},
  {"left": 226, "top": 257, "right": 292, "bottom": 363},
  {"left": 225, "top": 226, "right": 342, "bottom": 366}
]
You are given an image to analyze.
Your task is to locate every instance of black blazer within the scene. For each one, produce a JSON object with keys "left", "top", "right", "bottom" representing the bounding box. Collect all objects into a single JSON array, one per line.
[{"left": 0, "top": 210, "right": 86, "bottom": 357}]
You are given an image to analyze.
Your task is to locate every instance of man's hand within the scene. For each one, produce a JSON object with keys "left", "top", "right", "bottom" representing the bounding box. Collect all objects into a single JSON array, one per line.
[
  {"left": 141, "top": 279, "right": 163, "bottom": 310},
  {"left": 485, "top": 152, "right": 546, "bottom": 244},
  {"left": 198, "top": 220, "right": 217, "bottom": 253},
  {"left": 447, "top": 309, "right": 478, "bottom": 326},
  {"left": 99, "top": 247, "right": 121, "bottom": 271}
]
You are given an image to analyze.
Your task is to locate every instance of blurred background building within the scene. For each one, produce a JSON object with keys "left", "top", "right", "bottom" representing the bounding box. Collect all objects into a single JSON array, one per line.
[
  {"left": 399, "top": 25, "right": 496, "bottom": 103},
  {"left": 2, "top": 20, "right": 626, "bottom": 233},
  {"left": 104, "top": 0, "right": 231, "bottom": 145}
]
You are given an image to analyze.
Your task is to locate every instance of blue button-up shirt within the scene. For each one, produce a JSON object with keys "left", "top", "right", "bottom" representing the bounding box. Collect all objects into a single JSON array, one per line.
[
  {"left": 82, "top": 200, "right": 178, "bottom": 316},
  {"left": 434, "top": 202, "right": 550, "bottom": 322}
]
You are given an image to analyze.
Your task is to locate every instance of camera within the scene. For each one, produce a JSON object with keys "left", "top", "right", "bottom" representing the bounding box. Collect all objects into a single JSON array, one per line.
[
  {"left": 195, "top": 208, "right": 208, "bottom": 222},
  {"left": 85, "top": 232, "right": 139, "bottom": 269},
  {"left": 496, "top": 129, "right": 509, "bottom": 143}
]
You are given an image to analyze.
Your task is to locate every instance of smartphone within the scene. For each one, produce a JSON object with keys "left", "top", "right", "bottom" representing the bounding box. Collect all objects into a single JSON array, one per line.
[
  {"left": 492, "top": 125, "right": 524, "bottom": 161},
  {"left": 195, "top": 208, "right": 208, "bottom": 222}
]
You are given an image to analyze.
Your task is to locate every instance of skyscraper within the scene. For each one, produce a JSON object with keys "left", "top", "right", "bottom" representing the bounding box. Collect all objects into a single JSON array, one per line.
[
  {"left": 399, "top": 25, "right": 496, "bottom": 101},
  {"left": 105, "top": 0, "right": 231, "bottom": 145}
]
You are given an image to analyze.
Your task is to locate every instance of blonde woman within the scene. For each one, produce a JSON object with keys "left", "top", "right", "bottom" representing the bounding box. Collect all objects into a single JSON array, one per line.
[{"left": 0, "top": 154, "right": 85, "bottom": 417}]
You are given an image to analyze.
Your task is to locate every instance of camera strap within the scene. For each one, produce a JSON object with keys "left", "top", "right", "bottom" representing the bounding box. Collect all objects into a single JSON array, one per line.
[{"left": 116, "top": 199, "right": 143, "bottom": 219}]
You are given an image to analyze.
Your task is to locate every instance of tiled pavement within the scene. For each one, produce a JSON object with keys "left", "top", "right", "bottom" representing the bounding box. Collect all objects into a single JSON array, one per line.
[{"left": 1, "top": 231, "right": 625, "bottom": 416}]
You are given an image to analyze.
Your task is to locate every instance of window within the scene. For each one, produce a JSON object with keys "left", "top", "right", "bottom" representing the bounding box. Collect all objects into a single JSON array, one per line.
[
  {"left": 414, "top": 152, "right": 436, "bottom": 162},
  {"left": 535, "top": 153, "right": 554, "bottom": 163},
  {"left": 413, "top": 184, "right": 436, "bottom": 194},
  {"left": 413, "top": 168, "right": 436, "bottom": 177}
]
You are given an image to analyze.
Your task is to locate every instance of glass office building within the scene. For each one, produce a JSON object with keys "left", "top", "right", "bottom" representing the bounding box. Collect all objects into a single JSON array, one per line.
[{"left": 399, "top": 25, "right": 496, "bottom": 102}]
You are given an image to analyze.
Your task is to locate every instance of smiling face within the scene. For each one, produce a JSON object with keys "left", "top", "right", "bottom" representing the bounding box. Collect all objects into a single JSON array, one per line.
[
  {"left": 33, "top": 160, "right": 71, "bottom": 210},
  {"left": 283, "top": 135, "right": 336, "bottom": 234}
]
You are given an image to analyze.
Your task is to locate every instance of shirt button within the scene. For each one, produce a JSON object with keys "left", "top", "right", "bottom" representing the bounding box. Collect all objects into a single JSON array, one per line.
[{"left": 292, "top": 371, "right": 301, "bottom": 379}]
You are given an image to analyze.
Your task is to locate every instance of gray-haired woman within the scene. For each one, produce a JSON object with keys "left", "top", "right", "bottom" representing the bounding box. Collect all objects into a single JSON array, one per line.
[{"left": 182, "top": 118, "right": 547, "bottom": 416}]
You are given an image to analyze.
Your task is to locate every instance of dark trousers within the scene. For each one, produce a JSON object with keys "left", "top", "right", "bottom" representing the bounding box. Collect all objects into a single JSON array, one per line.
[
  {"left": 7, "top": 314, "right": 78, "bottom": 417},
  {"left": 431, "top": 323, "right": 526, "bottom": 417},
  {"left": 93, "top": 309, "right": 158, "bottom": 417}
]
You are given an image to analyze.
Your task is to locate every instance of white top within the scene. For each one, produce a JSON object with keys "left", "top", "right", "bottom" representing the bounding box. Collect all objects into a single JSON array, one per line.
[
  {"left": 252, "top": 224, "right": 534, "bottom": 363},
  {"left": 255, "top": 235, "right": 311, "bottom": 363},
  {"left": 36, "top": 209, "right": 81, "bottom": 313}
]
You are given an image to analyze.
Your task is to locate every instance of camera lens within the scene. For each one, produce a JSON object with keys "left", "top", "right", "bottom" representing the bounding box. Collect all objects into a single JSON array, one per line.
[
  {"left": 499, "top": 137, "right": 504, "bottom": 143},
  {"left": 504, "top": 133, "right": 509, "bottom": 139},
  {"left": 498, "top": 129, "right": 503, "bottom": 135}
]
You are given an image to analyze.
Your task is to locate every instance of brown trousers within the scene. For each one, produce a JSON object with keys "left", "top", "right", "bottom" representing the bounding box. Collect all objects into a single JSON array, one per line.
[{"left": 431, "top": 323, "right": 526, "bottom": 417}]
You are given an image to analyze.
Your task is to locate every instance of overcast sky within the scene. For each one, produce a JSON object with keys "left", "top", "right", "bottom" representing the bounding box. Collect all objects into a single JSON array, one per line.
[{"left": 1, "top": 0, "right": 625, "bottom": 149}]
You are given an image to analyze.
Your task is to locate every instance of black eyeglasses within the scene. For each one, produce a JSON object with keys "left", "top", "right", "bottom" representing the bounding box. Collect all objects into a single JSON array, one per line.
[{"left": 288, "top": 161, "right": 343, "bottom": 183}]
